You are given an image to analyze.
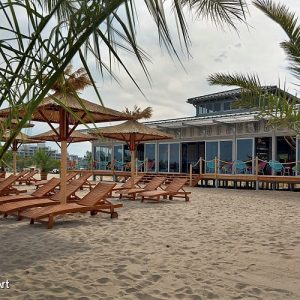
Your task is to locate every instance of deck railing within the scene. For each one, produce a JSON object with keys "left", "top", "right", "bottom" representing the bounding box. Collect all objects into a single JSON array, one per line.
[{"left": 189, "top": 157, "right": 300, "bottom": 187}]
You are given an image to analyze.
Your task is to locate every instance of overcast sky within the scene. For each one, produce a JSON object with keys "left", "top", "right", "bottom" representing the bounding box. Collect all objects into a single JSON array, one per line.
[{"left": 24, "top": 0, "right": 300, "bottom": 157}]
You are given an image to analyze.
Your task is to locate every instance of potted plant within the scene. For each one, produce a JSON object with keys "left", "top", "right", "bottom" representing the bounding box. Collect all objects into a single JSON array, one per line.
[{"left": 33, "top": 149, "right": 59, "bottom": 180}]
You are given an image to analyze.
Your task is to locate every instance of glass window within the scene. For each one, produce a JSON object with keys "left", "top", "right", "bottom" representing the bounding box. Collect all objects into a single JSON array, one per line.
[
  {"left": 237, "top": 139, "right": 253, "bottom": 161},
  {"left": 220, "top": 141, "right": 232, "bottom": 162},
  {"left": 206, "top": 103, "right": 213, "bottom": 113},
  {"left": 123, "top": 145, "right": 131, "bottom": 164},
  {"left": 159, "top": 144, "right": 168, "bottom": 172},
  {"left": 206, "top": 141, "right": 218, "bottom": 161},
  {"left": 145, "top": 144, "right": 156, "bottom": 172},
  {"left": 214, "top": 102, "right": 221, "bottom": 112},
  {"left": 169, "top": 143, "right": 179, "bottom": 172},
  {"left": 95, "top": 146, "right": 111, "bottom": 170},
  {"left": 223, "top": 102, "right": 231, "bottom": 111},
  {"left": 113, "top": 145, "right": 123, "bottom": 170}
]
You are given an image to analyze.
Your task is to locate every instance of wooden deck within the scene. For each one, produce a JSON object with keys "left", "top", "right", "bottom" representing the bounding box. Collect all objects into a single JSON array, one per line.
[{"left": 77, "top": 169, "right": 300, "bottom": 190}]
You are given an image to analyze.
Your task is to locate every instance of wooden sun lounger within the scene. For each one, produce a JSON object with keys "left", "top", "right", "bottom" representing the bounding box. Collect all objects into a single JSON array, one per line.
[
  {"left": 117, "top": 177, "right": 166, "bottom": 201},
  {"left": 0, "top": 178, "right": 60, "bottom": 205},
  {"left": 0, "top": 174, "right": 27, "bottom": 196},
  {"left": 18, "top": 170, "right": 39, "bottom": 185},
  {"left": 140, "top": 178, "right": 191, "bottom": 202},
  {"left": 34, "top": 171, "right": 78, "bottom": 189},
  {"left": 110, "top": 175, "right": 144, "bottom": 197},
  {"left": 0, "top": 174, "right": 92, "bottom": 219},
  {"left": 20, "top": 182, "right": 122, "bottom": 229}
]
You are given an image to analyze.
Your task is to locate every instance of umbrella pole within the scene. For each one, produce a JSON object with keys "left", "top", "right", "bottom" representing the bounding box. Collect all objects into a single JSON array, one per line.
[
  {"left": 61, "top": 140, "right": 67, "bottom": 204},
  {"left": 131, "top": 150, "right": 135, "bottom": 188},
  {"left": 12, "top": 151, "right": 17, "bottom": 175}
]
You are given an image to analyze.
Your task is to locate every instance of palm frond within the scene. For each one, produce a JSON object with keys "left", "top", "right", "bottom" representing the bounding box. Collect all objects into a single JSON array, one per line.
[{"left": 123, "top": 106, "right": 153, "bottom": 120}]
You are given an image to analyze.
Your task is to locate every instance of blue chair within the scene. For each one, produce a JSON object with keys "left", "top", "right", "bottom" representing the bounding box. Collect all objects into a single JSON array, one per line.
[
  {"left": 233, "top": 160, "right": 250, "bottom": 174},
  {"left": 113, "top": 160, "right": 124, "bottom": 171},
  {"left": 268, "top": 160, "right": 284, "bottom": 175},
  {"left": 206, "top": 160, "right": 215, "bottom": 173}
]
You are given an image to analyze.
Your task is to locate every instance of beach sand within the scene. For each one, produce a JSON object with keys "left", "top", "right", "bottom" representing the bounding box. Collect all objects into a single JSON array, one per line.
[{"left": 0, "top": 185, "right": 299, "bottom": 299}]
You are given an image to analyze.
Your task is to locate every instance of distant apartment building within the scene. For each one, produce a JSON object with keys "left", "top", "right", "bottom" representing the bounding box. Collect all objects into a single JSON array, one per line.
[{"left": 18, "top": 143, "right": 62, "bottom": 160}]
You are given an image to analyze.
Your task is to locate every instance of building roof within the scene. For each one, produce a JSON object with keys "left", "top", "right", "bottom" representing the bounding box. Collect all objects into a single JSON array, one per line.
[
  {"left": 143, "top": 110, "right": 262, "bottom": 129},
  {"left": 187, "top": 86, "right": 284, "bottom": 105}
]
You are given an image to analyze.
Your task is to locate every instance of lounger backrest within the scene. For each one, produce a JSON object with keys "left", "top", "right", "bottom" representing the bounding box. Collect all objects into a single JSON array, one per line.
[
  {"left": 144, "top": 177, "right": 166, "bottom": 191},
  {"left": 50, "top": 177, "right": 89, "bottom": 201},
  {"left": 0, "top": 174, "right": 20, "bottom": 191},
  {"left": 21, "top": 170, "right": 38, "bottom": 180},
  {"left": 66, "top": 171, "right": 78, "bottom": 181},
  {"left": 122, "top": 175, "right": 144, "bottom": 188},
  {"left": 32, "top": 178, "right": 60, "bottom": 197},
  {"left": 17, "top": 170, "right": 29, "bottom": 178},
  {"left": 78, "top": 182, "right": 116, "bottom": 206},
  {"left": 165, "top": 178, "right": 187, "bottom": 193}
]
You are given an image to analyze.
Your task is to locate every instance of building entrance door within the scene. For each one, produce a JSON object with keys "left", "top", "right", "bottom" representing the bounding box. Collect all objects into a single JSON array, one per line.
[{"left": 181, "top": 142, "right": 205, "bottom": 173}]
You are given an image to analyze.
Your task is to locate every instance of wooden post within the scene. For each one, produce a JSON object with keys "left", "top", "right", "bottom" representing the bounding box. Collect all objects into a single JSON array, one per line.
[
  {"left": 189, "top": 163, "right": 193, "bottom": 187},
  {"left": 214, "top": 156, "right": 218, "bottom": 188},
  {"left": 199, "top": 157, "right": 202, "bottom": 175},
  {"left": 12, "top": 151, "right": 17, "bottom": 175},
  {"left": 255, "top": 156, "right": 259, "bottom": 190},
  {"left": 131, "top": 150, "right": 135, "bottom": 188},
  {"left": 60, "top": 140, "right": 67, "bottom": 204},
  {"left": 145, "top": 158, "right": 148, "bottom": 173}
]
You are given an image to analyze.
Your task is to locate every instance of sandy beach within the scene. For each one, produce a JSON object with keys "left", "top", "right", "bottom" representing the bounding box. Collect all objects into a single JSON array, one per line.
[{"left": 0, "top": 185, "right": 299, "bottom": 299}]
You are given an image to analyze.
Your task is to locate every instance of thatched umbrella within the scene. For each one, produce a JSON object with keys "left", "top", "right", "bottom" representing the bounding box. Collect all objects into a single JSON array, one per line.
[
  {"left": 1, "top": 131, "right": 42, "bottom": 174},
  {"left": 90, "top": 107, "right": 173, "bottom": 187},
  {"left": 0, "top": 67, "right": 128, "bottom": 203}
]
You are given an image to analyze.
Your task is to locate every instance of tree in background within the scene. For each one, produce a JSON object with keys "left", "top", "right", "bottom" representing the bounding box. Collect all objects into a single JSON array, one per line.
[{"left": 208, "top": 0, "right": 300, "bottom": 134}]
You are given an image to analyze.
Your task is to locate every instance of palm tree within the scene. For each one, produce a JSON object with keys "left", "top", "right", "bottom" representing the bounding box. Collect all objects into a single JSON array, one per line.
[
  {"left": 208, "top": 0, "right": 300, "bottom": 134},
  {"left": 0, "top": 0, "right": 248, "bottom": 159}
]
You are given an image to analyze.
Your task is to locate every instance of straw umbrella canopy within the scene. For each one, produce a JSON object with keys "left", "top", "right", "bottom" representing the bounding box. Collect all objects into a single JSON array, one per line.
[
  {"left": 1, "top": 131, "right": 42, "bottom": 174},
  {"left": 0, "top": 67, "right": 128, "bottom": 203},
  {"left": 90, "top": 107, "right": 173, "bottom": 187}
]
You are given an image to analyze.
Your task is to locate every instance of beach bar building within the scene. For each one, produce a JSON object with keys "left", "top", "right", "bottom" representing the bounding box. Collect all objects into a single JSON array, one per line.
[{"left": 91, "top": 86, "right": 300, "bottom": 188}]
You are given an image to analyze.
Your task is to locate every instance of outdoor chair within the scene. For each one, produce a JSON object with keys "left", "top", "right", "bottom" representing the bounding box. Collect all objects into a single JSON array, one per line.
[
  {"left": 205, "top": 160, "right": 215, "bottom": 173},
  {"left": 140, "top": 178, "right": 191, "bottom": 202},
  {"left": 220, "top": 162, "right": 232, "bottom": 174},
  {"left": 0, "top": 178, "right": 60, "bottom": 205},
  {"left": 110, "top": 175, "right": 144, "bottom": 197},
  {"left": 292, "top": 164, "right": 300, "bottom": 176},
  {"left": 258, "top": 161, "right": 267, "bottom": 175},
  {"left": 0, "top": 173, "right": 92, "bottom": 218},
  {"left": 34, "top": 171, "right": 77, "bottom": 189},
  {"left": 268, "top": 160, "right": 285, "bottom": 175},
  {"left": 117, "top": 176, "right": 166, "bottom": 201},
  {"left": 18, "top": 170, "right": 39, "bottom": 185},
  {"left": 0, "top": 174, "right": 27, "bottom": 196},
  {"left": 19, "top": 182, "right": 122, "bottom": 229},
  {"left": 233, "top": 160, "right": 251, "bottom": 174}
]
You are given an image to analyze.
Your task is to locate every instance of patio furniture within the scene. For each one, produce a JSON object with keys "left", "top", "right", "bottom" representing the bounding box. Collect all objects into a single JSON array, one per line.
[
  {"left": 140, "top": 178, "right": 191, "bottom": 202},
  {"left": 233, "top": 160, "right": 251, "bottom": 174},
  {"left": 205, "top": 160, "right": 215, "bottom": 173},
  {"left": 19, "top": 182, "right": 122, "bottom": 229},
  {"left": 0, "top": 178, "right": 60, "bottom": 205},
  {"left": 0, "top": 174, "right": 93, "bottom": 218},
  {"left": 0, "top": 174, "right": 27, "bottom": 195},
  {"left": 18, "top": 170, "right": 39, "bottom": 185},
  {"left": 268, "top": 160, "right": 284, "bottom": 175},
  {"left": 110, "top": 175, "right": 144, "bottom": 197},
  {"left": 117, "top": 176, "right": 166, "bottom": 201}
]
